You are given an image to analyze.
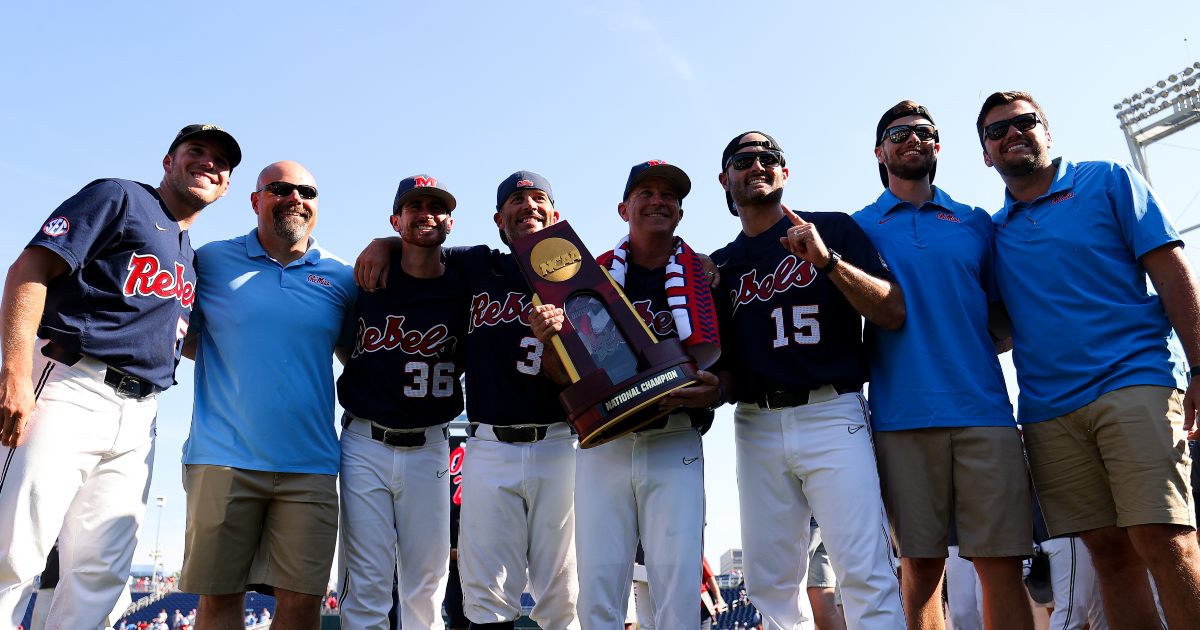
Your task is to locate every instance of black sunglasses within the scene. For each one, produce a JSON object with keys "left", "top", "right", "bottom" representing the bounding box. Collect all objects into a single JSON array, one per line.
[
  {"left": 983, "top": 113, "right": 1042, "bottom": 141},
  {"left": 257, "top": 181, "right": 318, "bottom": 200},
  {"left": 726, "top": 150, "right": 785, "bottom": 170},
  {"left": 883, "top": 124, "right": 938, "bottom": 145}
]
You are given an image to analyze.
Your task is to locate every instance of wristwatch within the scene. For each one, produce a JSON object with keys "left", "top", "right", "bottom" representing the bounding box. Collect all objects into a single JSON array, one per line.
[{"left": 820, "top": 249, "right": 842, "bottom": 274}]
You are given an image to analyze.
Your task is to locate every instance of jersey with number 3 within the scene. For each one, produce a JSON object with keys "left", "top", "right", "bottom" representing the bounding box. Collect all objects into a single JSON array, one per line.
[
  {"left": 711, "top": 213, "right": 893, "bottom": 402},
  {"left": 337, "top": 262, "right": 467, "bottom": 428},
  {"left": 451, "top": 245, "right": 567, "bottom": 426}
]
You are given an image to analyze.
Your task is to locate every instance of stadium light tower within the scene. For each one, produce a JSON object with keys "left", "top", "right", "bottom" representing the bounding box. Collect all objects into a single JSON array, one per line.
[
  {"left": 1113, "top": 61, "right": 1200, "bottom": 185},
  {"left": 1113, "top": 61, "right": 1200, "bottom": 181}
]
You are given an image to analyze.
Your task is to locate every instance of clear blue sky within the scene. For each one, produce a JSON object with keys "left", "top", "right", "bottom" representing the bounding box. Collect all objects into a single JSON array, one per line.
[{"left": 3, "top": 2, "right": 1199, "bottom": 580}]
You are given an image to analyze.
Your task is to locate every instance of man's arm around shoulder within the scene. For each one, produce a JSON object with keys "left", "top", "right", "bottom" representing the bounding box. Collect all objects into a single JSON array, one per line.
[{"left": 0, "top": 247, "right": 70, "bottom": 446}]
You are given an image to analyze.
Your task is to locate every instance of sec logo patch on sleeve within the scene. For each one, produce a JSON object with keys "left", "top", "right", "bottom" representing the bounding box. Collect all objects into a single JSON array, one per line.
[{"left": 42, "top": 216, "right": 70, "bottom": 237}]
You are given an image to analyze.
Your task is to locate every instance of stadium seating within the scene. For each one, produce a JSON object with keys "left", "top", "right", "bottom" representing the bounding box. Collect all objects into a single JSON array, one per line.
[{"left": 713, "top": 586, "right": 761, "bottom": 629}]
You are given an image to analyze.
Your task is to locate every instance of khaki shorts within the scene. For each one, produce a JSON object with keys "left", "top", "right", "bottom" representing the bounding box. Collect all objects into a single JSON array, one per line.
[
  {"left": 1023, "top": 385, "right": 1194, "bottom": 537},
  {"left": 875, "top": 425, "right": 1032, "bottom": 558},
  {"left": 807, "top": 541, "right": 836, "bottom": 588},
  {"left": 180, "top": 465, "right": 338, "bottom": 596}
]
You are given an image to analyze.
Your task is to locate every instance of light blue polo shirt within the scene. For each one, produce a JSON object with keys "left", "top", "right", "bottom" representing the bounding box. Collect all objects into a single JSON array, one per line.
[
  {"left": 854, "top": 187, "right": 1013, "bottom": 431},
  {"left": 184, "top": 229, "right": 356, "bottom": 475},
  {"left": 992, "top": 159, "right": 1186, "bottom": 423}
]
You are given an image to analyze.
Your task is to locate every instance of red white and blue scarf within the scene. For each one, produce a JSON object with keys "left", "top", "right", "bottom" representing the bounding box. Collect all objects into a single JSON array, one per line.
[{"left": 597, "top": 235, "right": 720, "bottom": 369}]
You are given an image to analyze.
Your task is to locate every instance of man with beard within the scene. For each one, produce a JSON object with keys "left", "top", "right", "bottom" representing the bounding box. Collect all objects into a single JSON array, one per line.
[
  {"left": 336, "top": 174, "right": 466, "bottom": 630},
  {"left": 711, "top": 131, "right": 906, "bottom": 629},
  {"left": 355, "top": 171, "right": 580, "bottom": 630},
  {"left": 180, "top": 160, "right": 356, "bottom": 629},
  {"left": 979, "top": 91, "right": 1200, "bottom": 628},
  {"left": 0, "top": 124, "right": 239, "bottom": 629},
  {"left": 853, "top": 101, "right": 1032, "bottom": 630},
  {"left": 526, "top": 160, "right": 722, "bottom": 630}
]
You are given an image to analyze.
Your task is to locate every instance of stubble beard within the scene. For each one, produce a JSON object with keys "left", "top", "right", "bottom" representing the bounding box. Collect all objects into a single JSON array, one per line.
[
  {"left": 272, "top": 209, "right": 309, "bottom": 245},
  {"left": 166, "top": 171, "right": 219, "bottom": 210},
  {"left": 734, "top": 185, "right": 784, "bottom": 209},
  {"left": 993, "top": 143, "right": 1050, "bottom": 178},
  {"left": 888, "top": 154, "right": 935, "bottom": 182}
]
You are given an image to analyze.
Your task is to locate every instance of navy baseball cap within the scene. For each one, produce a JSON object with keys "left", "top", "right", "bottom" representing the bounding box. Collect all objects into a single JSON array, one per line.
[
  {"left": 623, "top": 160, "right": 691, "bottom": 202},
  {"left": 875, "top": 101, "right": 937, "bottom": 187},
  {"left": 496, "top": 170, "right": 554, "bottom": 210},
  {"left": 168, "top": 124, "right": 242, "bottom": 170},
  {"left": 393, "top": 174, "right": 457, "bottom": 214},
  {"left": 721, "top": 131, "right": 785, "bottom": 216}
]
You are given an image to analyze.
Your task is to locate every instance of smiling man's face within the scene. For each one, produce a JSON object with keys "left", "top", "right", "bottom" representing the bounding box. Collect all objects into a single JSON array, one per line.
[
  {"left": 252, "top": 161, "right": 318, "bottom": 246},
  {"left": 876, "top": 114, "right": 939, "bottom": 183},
  {"left": 619, "top": 176, "right": 683, "bottom": 238},
  {"left": 495, "top": 188, "right": 559, "bottom": 244},
  {"left": 982, "top": 100, "right": 1053, "bottom": 177}
]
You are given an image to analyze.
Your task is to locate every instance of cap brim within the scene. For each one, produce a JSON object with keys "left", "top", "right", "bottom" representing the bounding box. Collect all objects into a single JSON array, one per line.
[
  {"left": 629, "top": 164, "right": 692, "bottom": 199},
  {"left": 396, "top": 188, "right": 457, "bottom": 213},
  {"left": 171, "top": 129, "right": 243, "bottom": 170}
]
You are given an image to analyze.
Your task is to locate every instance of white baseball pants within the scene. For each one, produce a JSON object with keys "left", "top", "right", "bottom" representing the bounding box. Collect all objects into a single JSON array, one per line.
[
  {"left": 946, "top": 545, "right": 983, "bottom": 630},
  {"left": 338, "top": 422, "right": 450, "bottom": 630},
  {"left": 458, "top": 423, "right": 580, "bottom": 629},
  {"left": 0, "top": 342, "right": 156, "bottom": 629},
  {"left": 1042, "top": 537, "right": 1108, "bottom": 630},
  {"left": 632, "top": 564, "right": 655, "bottom": 630},
  {"left": 575, "top": 418, "right": 703, "bottom": 630},
  {"left": 734, "top": 392, "right": 903, "bottom": 630}
]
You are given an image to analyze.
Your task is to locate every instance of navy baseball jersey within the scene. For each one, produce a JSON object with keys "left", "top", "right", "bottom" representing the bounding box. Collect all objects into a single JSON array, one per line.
[
  {"left": 711, "top": 213, "right": 893, "bottom": 401},
  {"left": 28, "top": 178, "right": 196, "bottom": 389},
  {"left": 337, "top": 262, "right": 467, "bottom": 428},
  {"left": 448, "top": 245, "right": 567, "bottom": 426},
  {"left": 617, "top": 262, "right": 716, "bottom": 427}
]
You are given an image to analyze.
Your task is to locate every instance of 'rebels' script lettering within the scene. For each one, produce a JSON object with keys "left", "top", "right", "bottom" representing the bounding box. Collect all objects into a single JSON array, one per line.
[
  {"left": 632, "top": 299, "right": 674, "bottom": 337},
  {"left": 731, "top": 255, "right": 817, "bottom": 314},
  {"left": 469, "top": 292, "right": 534, "bottom": 332},
  {"left": 123, "top": 253, "right": 195, "bottom": 308},
  {"left": 353, "top": 315, "right": 455, "bottom": 359}
]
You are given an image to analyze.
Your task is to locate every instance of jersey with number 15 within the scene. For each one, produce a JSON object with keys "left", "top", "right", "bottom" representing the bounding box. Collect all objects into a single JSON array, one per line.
[
  {"left": 449, "top": 245, "right": 567, "bottom": 427},
  {"left": 711, "top": 213, "right": 894, "bottom": 402}
]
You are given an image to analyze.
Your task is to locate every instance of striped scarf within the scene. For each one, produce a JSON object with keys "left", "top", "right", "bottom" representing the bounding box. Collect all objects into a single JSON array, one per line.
[{"left": 598, "top": 235, "right": 720, "bottom": 369}]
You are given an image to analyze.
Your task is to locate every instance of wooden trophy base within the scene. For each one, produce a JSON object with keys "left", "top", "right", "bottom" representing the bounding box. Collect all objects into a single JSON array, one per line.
[{"left": 560, "top": 338, "right": 700, "bottom": 448}]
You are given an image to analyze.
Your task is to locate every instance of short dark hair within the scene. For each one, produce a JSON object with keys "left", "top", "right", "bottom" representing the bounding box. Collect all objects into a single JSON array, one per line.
[{"left": 976, "top": 91, "right": 1049, "bottom": 147}]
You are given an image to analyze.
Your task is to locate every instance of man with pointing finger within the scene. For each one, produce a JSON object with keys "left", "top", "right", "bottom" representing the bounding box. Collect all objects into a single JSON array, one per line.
[{"left": 710, "top": 131, "right": 906, "bottom": 629}]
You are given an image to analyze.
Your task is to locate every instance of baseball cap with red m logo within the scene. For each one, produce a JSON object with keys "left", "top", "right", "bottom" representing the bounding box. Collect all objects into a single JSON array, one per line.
[{"left": 393, "top": 174, "right": 457, "bottom": 214}]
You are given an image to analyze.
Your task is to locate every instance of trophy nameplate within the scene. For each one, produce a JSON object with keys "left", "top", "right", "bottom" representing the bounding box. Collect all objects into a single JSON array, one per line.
[{"left": 510, "top": 221, "right": 700, "bottom": 448}]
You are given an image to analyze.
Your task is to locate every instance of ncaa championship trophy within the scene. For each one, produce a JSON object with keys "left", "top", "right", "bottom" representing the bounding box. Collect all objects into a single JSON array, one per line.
[{"left": 510, "top": 221, "right": 701, "bottom": 448}]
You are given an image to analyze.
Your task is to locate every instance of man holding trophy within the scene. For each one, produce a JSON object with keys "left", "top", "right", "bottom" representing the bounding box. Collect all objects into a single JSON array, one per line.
[{"left": 528, "top": 160, "right": 723, "bottom": 630}]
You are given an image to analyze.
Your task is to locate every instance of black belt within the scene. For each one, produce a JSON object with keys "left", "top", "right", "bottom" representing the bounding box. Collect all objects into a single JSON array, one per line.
[
  {"left": 371, "top": 424, "right": 446, "bottom": 448},
  {"left": 343, "top": 413, "right": 446, "bottom": 448},
  {"left": 469, "top": 424, "right": 550, "bottom": 443},
  {"left": 751, "top": 386, "right": 850, "bottom": 411},
  {"left": 41, "top": 341, "right": 159, "bottom": 399}
]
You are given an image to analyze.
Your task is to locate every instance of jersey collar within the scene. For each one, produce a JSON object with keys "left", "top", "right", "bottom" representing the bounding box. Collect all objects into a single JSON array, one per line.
[
  {"left": 244, "top": 228, "right": 320, "bottom": 266},
  {"left": 998, "top": 157, "right": 1072, "bottom": 221},
  {"left": 874, "top": 185, "right": 950, "bottom": 218}
]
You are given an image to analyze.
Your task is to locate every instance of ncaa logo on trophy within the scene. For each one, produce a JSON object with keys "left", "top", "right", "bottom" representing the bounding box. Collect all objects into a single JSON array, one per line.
[{"left": 511, "top": 222, "right": 701, "bottom": 448}]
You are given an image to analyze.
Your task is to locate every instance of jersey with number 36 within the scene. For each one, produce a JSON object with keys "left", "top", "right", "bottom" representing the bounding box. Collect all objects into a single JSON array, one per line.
[
  {"left": 711, "top": 213, "right": 894, "bottom": 402},
  {"left": 450, "top": 245, "right": 567, "bottom": 427},
  {"left": 337, "top": 262, "right": 467, "bottom": 429}
]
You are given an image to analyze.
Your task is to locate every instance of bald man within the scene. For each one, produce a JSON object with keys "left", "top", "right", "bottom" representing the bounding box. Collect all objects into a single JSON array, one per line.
[{"left": 179, "top": 161, "right": 356, "bottom": 629}]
